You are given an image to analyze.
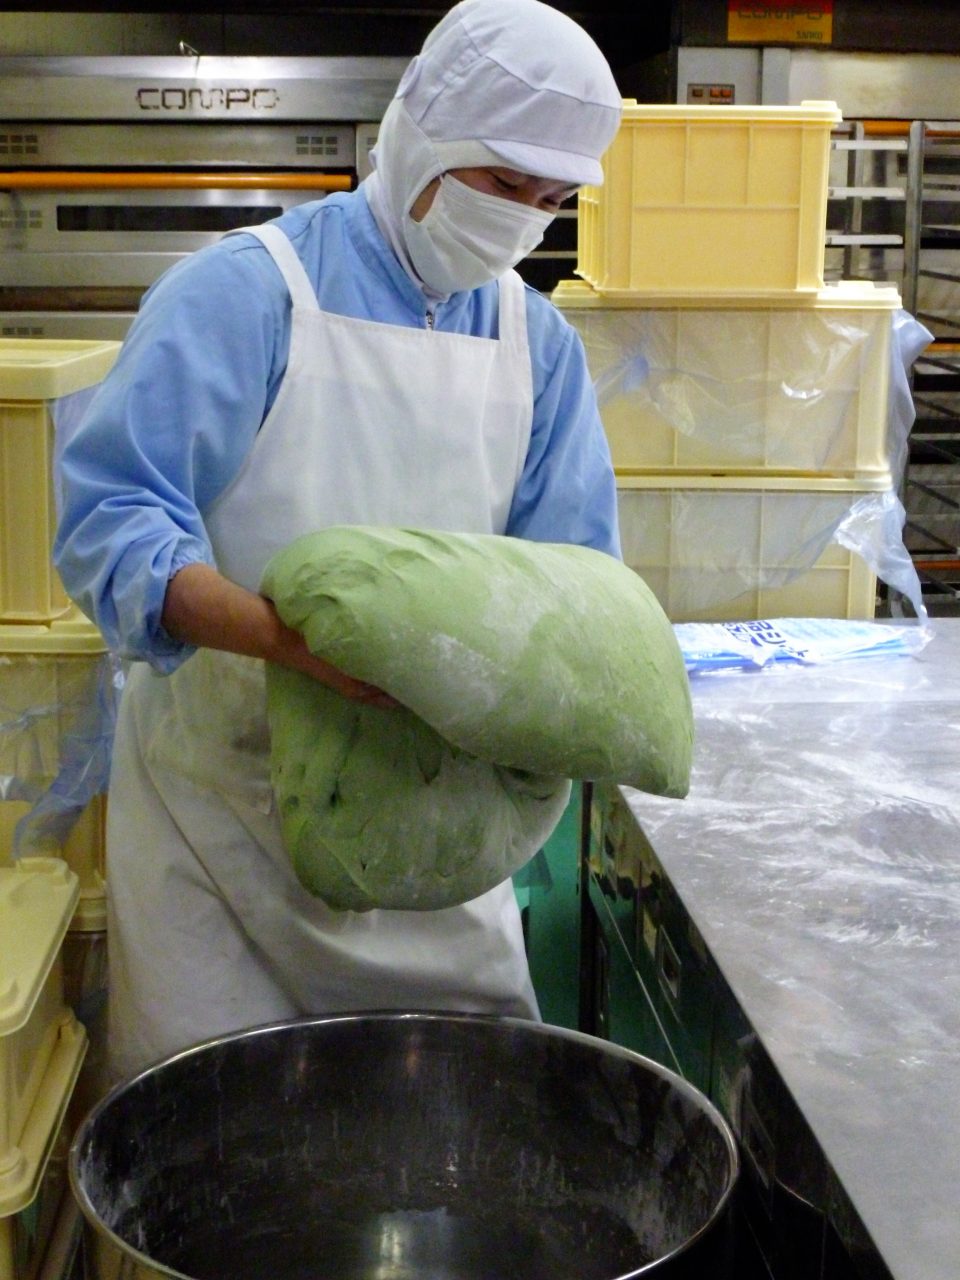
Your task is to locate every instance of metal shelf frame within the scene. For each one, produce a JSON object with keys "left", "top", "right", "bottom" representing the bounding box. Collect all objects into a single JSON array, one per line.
[
  {"left": 829, "top": 120, "right": 960, "bottom": 610},
  {"left": 903, "top": 124, "right": 960, "bottom": 607}
]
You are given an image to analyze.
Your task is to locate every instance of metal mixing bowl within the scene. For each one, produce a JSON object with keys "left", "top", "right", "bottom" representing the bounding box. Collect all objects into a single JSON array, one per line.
[{"left": 70, "top": 1013, "right": 739, "bottom": 1279}]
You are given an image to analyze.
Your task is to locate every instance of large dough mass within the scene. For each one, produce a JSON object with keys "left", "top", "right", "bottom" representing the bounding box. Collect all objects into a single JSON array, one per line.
[{"left": 262, "top": 527, "right": 693, "bottom": 911}]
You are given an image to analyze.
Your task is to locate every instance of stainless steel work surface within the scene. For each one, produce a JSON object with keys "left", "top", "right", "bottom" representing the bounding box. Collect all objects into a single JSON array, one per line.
[{"left": 620, "top": 619, "right": 960, "bottom": 1280}]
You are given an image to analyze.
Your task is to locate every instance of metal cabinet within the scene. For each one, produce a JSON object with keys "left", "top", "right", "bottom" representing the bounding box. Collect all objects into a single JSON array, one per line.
[
  {"left": 518, "top": 785, "right": 582, "bottom": 1030},
  {"left": 581, "top": 780, "right": 713, "bottom": 1089},
  {"left": 579, "top": 784, "right": 894, "bottom": 1280}
]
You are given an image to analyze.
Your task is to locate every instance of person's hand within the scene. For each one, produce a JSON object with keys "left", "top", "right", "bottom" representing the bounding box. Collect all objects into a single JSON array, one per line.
[{"left": 292, "top": 648, "right": 399, "bottom": 709}]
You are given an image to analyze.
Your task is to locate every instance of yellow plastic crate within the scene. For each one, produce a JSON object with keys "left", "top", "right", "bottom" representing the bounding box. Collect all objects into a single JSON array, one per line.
[
  {"left": 0, "top": 612, "right": 108, "bottom": 787},
  {"left": 0, "top": 1008, "right": 85, "bottom": 1280},
  {"left": 62, "top": 929, "right": 108, "bottom": 1130},
  {"left": 579, "top": 100, "right": 843, "bottom": 298},
  {"left": 1, "top": 800, "right": 106, "bottom": 937},
  {"left": 0, "top": 612, "right": 105, "bottom": 657},
  {"left": 617, "top": 473, "right": 887, "bottom": 622},
  {"left": 0, "top": 858, "right": 83, "bottom": 1206},
  {"left": 1, "top": 615, "right": 110, "bottom": 935},
  {"left": 58, "top": 799, "right": 106, "bottom": 935},
  {"left": 0, "top": 339, "right": 120, "bottom": 624},
  {"left": 554, "top": 280, "right": 901, "bottom": 478}
]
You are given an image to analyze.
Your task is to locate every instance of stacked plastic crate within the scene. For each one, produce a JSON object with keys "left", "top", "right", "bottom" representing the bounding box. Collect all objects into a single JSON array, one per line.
[
  {"left": 1, "top": 340, "right": 119, "bottom": 1280},
  {"left": 554, "top": 100, "right": 905, "bottom": 622}
]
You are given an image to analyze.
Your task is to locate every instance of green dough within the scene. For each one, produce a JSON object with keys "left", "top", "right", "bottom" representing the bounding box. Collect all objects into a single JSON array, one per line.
[
  {"left": 262, "top": 527, "right": 693, "bottom": 912},
  {"left": 266, "top": 667, "right": 570, "bottom": 911}
]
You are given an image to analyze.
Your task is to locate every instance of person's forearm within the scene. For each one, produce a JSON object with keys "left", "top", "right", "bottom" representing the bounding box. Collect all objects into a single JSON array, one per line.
[
  {"left": 162, "top": 563, "right": 395, "bottom": 704},
  {"left": 162, "top": 562, "right": 299, "bottom": 663}
]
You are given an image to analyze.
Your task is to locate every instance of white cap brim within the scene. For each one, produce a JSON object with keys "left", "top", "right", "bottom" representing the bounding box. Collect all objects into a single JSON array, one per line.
[{"left": 481, "top": 138, "right": 604, "bottom": 187}]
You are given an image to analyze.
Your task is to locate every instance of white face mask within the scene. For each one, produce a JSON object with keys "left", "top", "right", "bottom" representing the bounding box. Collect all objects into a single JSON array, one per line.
[{"left": 405, "top": 174, "right": 555, "bottom": 295}]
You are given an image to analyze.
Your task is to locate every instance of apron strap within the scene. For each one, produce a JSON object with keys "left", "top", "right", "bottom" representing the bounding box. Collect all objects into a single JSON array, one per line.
[
  {"left": 232, "top": 222, "right": 321, "bottom": 313},
  {"left": 496, "top": 269, "right": 529, "bottom": 356},
  {"left": 231, "top": 223, "right": 527, "bottom": 340}
]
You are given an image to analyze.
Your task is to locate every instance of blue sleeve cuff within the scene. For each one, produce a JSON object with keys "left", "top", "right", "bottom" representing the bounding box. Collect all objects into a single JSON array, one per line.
[
  {"left": 92, "top": 536, "right": 214, "bottom": 675},
  {"left": 142, "top": 541, "right": 217, "bottom": 674}
]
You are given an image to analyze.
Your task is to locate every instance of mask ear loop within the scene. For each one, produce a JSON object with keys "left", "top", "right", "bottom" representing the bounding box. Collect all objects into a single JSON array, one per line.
[
  {"left": 410, "top": 171, "right": 450, "bottom": 229},
  {"left": 395, "top": 112, "right": 447, "bottom": 226}
]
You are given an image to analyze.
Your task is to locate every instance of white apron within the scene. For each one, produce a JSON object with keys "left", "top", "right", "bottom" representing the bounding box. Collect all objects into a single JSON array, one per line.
[{"left": 106, "top": 222, "right": 540, "bottom": 1082}]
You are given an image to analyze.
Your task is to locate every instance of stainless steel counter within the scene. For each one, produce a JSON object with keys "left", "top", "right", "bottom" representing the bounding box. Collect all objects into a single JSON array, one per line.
[{"left": 619, "top": 619, "right": 960, "bottom": 1280}]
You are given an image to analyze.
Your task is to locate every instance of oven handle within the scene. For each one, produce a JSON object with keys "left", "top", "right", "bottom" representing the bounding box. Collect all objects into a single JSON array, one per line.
[{"left": 0, "top": 171, "right": 353, "bottom": 191}]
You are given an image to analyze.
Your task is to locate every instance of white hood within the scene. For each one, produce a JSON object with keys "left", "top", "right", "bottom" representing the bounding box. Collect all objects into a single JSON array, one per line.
[{"left": 364, "top": 0, "right": 622, "bottom": 293}]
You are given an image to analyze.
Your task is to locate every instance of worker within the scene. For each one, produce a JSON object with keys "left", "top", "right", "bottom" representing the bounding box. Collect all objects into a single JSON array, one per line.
[{"left": 54, "top": 0, "right": 624, "bottom": 1084}]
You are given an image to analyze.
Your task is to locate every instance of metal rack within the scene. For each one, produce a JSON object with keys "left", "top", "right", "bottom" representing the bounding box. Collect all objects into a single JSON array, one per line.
[
  {"left": 827, "top": 121, "right": 908, "bottom": 280},
  {"left": 902, "top": 123, "right": 960, "bottom": 611},
  {"left": 826, "top": 120, "right": 960, "bottom": 613}
]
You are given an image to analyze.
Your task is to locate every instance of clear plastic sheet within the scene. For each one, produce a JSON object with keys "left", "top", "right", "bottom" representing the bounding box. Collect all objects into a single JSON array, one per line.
[
  {"left": 0, "top": 648, "right": 123, "bottom": 859},
  {"left": 0, "top": 379, "right": 121, "bottom": 860},
  {"left": 837, "top": 306, "right": 936, "bottom": 624},
  {"left": 582, "top": 301, "right": 931, "bottom": 477},
  {"left": 623, "top": 619, "right": 960, "bottom": 1050},
  {"left": 833, "top": 487, "right": 927, "bottom": 621},
  {"left": 617, "top": 483, "right": 891, "bottom": 620},
  {"left": 617, "top": 621, "right": 960, "bottom": 1280},
  {"left": 601, "top": 306, "right": 933, "bottom": 624},
  {"left": 885, "top": 307, "right": 936, "bottom": 485},
  {"left": 594, "top": 308, "right": 880, "bottom": 470},
  {"left": 675, "top": 616, "right": 932, "bottom": 674}
]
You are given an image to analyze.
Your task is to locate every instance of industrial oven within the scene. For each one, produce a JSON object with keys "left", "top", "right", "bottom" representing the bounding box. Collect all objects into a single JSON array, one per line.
[{"left": 0, "top": 55, "right": 408, "bottom": 338}]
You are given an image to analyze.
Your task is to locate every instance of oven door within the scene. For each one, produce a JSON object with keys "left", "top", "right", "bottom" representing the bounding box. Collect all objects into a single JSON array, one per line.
[{"left": 0, "top": 169, "right": 351, "bottom": 337}]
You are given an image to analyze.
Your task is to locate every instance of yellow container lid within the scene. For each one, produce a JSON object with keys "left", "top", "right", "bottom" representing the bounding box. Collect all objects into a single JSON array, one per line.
[
  {"left": 617, "top": 98, "right": 843, "bottom": 125},
  {"left": 615, "top": 471, "right": 895, "bottom": 493},
  {"left": 0, "top": 1015, "right": 86, "bottom": 1217},
  {"left": 552, "top": 278, "right": 903, "bottom": 311},
  {"left": 0, "top": 858, "right": 79, "bottom": 1037},
  {"left": 0, "top": 339, "right": 121, "bottom": 401},
  {"left": 0, "top": 607, "right": 107, "bottom": 655}
]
